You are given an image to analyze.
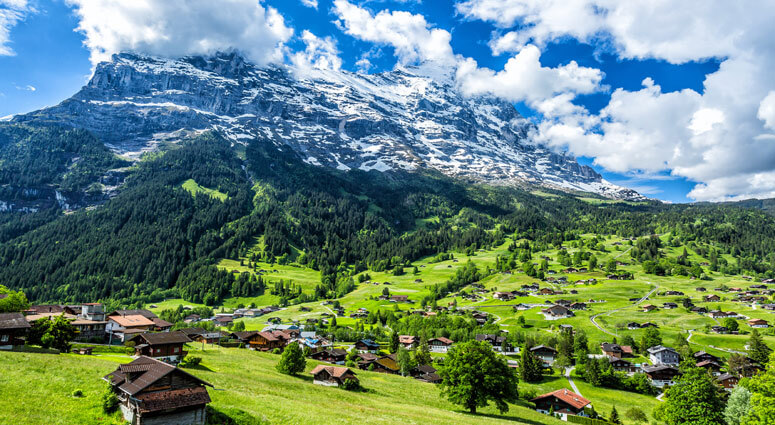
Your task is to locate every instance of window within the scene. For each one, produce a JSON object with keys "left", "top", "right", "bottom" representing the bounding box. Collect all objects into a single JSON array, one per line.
[
  {"left": 173, "top": 347, "right": 179, "bottom": 353},
  {"left": 155, "top": 348, "right": 161, "bottom": 354},
  {"left": 0, "top": 334, "right": 8, "bottom": 342}
]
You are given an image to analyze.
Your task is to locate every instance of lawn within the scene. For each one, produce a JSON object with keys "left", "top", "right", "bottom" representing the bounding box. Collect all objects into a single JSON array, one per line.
[
  {"left": 0, "top": 347, "right": 566, "bottom": 425},
  {"left": 181, "top": 178, "right": 229, "bottom": 201}
]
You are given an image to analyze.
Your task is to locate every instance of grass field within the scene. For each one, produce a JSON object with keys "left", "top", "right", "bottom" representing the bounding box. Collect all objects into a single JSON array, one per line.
[
  {"left": 0, "top": 347, "right": 567, "bottom": 425},
  {"left": 182, "top": 178, "right": 229, "bottom": 201}
]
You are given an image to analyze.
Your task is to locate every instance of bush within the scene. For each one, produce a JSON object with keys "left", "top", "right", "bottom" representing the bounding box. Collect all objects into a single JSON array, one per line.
[
  {"left": 101, "top": 385, "right": 119, "bottom": 413},
  {"left": 272, "top": 348, "right": 281, "bottom": 355},
  {"left": 71, "top": 389, "right": 84, "bottom": 398},
  {"left": 341, "top": 378, "right": 361, "bottom": 391},
  {"left": 625, "top": 407, "right": 647, "bottom": 423},
  {"left": 181, "top": 356, "right": 202, "bottom": 368},
  {"left": 519, "top": 388, "right": 537, "bottom": 401}
]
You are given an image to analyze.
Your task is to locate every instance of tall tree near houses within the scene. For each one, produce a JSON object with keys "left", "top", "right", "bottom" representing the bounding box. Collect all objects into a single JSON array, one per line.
[
  {"left": 655, "top": 367, "right": 726, "bottom": 425},
  {"left": 438, "top": 340, "right": 518, "bottom": 414},
  {"left": 724, "top": 386, "right": 751, "bottom": 425},
  {"left": 390, "top": 331, "right": 400, "bottom": 354},
  {"left": 276, "top": 341, "right": 306, "bottom": 375},
  {"left": 748, "top": 329, "right": 772, "bottom": 366},
  {"left": 742, "top": 354, "right": 775, "bottom": 425}
]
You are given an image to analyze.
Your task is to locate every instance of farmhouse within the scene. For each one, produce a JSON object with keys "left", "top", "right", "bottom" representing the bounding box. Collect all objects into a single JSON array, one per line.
[
  {"left": 355, "top": 339, "right": 381, "bottom": 353},
  {"left": 310, "top": 365, "right": 358, "bottom": 387},
  {"left": 704, "top": 294, "right": 721, "bottom": 302},
  {"left": 411, "top": 364, "right": 441, "bottom": 384},
  {"left": 427, "top": 337, "right": 454, "bottom": 353},
  {"left": 608, "top": 357, "right": 638, "bottom": 374},
  {"left": 531, "top": 389, "right": 591, "bottom": 420},
  {"left": 390, "top": 295, "right": 410, "bottom": 303},
  {"left": 530, "top": 345, "right": 558, "bottom": 366},
  {"left": 310, "top": 348, "right": 348, "bottom": 364},
  {"left": 648, "top": 345, "right": 681, "bottom": 366},
  {"left": 106, "top": 314, "right": 156, "bottom": 343},
  {"left": 696, "top": 360, "right": 723, "bottom": 375},
  {"left": 711, "top": 326, "right": 730, "bottom": 334},
  {"left": 748, "top": 318, "right": 769, "bottom": 328},
  {"left": 129, "top": 331, "right": 192, "bottom": 364},
  {"left": 717, "top": 373, "right": 740, "bottom": 390},
  {"left": 0, "top": 312, "right": 30, "bottom": 350},
  {"left": 601, "top": 342, "right": 633, "bottom": 359},
  {"left": 476, "top": 334, "right": 510, "bottom": 352},
  {"left": 541, "top": 304, "right": 574, "bottom": 320},
  {"left": 493, "top": 292, "right": 515, "bottom": 301},
  {"left": 642, "top": 304, "right": 658, "bottom": 312},
  {"left": 662, "top": 302, "right": 678, "bottom": 309},
  {"left": 104, "top": 356, "right": 212, "bottom": 425},
  {"left": 643, "top": 365, "right": 681, "bottom": 387},
  {"left": 694, "top": 351, "right": 721, "bottom": 364}
]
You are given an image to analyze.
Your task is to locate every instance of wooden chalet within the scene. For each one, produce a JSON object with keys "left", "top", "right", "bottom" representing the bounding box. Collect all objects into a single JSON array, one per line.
[
  {"left": 608, "top": 357, "right": 638, "bottom": 374},
  {"left": 310, "top": 348, "right": 348, "bottom": 364},
  {"left": 643, "top": 365, "right": 681, "bottom": 387},
  {"left": 0, "top": 313, "right": 30, "bottom": 350},
  {"left": 104, "top": 356, "right": 212, "bottom": 425},
  {"left": 530, "top": 345, "right": 558, "bottom": 366},
  {"left": 600, "top": 342, "right": 633, "bottom": 359},
  {"left": 531, "top": 389, "right": 591, "bottom": 420},
  {"left": 427, "top": 337, "right": 454, "bottom": 353},
  {"left": 107, "top": 310, "right": 158, "bottom": 343},
  {"left": 130, "top": 331, "right": 192, "bottom": 364},
  {"left": 411, "top": 364, "right": 441, "bottom": 384},
  {"left": 360, "top": 354, "right": 399, "bottom": 374},
  {"left": 310, "top": 365, "right": 358, "bottom": 387},
  {"left": 717, "top": 373, "right": 740, "bottom": 390},
  {"left": 694, "top": 351, "right": 721, "bottom": 364},
  {"left": 696, "top": 360, "right": 723, "bottom": 375},
  {"left": 541, "top": 304, "right": 573, "bottom": 320},
  {"left": 398, "top": 335, "right": 417, "bottom": 349},
  {"left": 354, "top": 339, "right": 381, "bottom": 353}
]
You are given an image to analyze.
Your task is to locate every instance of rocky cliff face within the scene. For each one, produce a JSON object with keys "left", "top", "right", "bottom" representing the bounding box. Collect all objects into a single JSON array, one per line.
[{"left": 12, "top": 52, "right": 644, "bottom": 201}]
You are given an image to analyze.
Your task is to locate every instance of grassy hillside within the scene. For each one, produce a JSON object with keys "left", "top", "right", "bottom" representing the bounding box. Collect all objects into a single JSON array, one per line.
[{"left": 0, "top": 347, "right": 565, "bottom": 425}]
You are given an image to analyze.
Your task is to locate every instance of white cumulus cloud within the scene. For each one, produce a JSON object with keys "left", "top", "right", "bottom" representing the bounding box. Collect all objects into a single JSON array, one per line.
[
  {"left": 300, "top": 0, "right": 318, "bottom": 9},
  {"left": 290, "top": 30, "right": 343, "bottom": 75},
  {"left": 65, "top": 0, "right": 293, "bottom": 66},
  {"left": 457, "top": 0, "right": 775, "bottom": 201},
  {"left": 0, "top": 0, "right": 35, "bottom": 56}
]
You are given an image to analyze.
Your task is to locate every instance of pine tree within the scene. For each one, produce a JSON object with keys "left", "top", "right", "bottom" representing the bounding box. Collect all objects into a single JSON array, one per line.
[
  {"left": 748, "top": 329, "right": 772, "bottom": 365},
  {"left": 276, "top": 342, "right": 306, "bottom": 375},
  {"left": 390, "top": 331, "right": 400, "bottom": 353}
]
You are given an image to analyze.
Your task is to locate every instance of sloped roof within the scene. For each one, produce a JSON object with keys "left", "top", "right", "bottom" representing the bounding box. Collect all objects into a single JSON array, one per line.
[
  {"left": 531, "top": 389, "right": 590, "bottom": 410},
  {"left": 109, "top": 314, "right": 155, "bottom": 327},
  {"left": 105, "top": 356, "right": 210, "bottom": 396},
  {"left": 131, "top": 331, "right": 191, "bottom": 345},
  {"left": 310, "top": 365, "right": 356, "bottom": 378},
  {"left": 428, "top": 337, "right": 453, "bottom": 345},
  {"left": 151, "top": 317, "right": 174, "bottom": 328},
  {"left": 0, "top": 313, "right": 31, "bottom": 330}
]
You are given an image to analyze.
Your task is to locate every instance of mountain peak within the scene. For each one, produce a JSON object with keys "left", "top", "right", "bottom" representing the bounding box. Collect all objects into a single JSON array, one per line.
[{"left": 12, "top": 52, "right": 644, "bottom": 201}]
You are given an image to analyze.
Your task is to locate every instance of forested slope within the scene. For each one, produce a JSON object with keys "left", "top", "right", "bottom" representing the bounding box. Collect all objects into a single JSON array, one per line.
[{"left": 3, "top": 127, "right": 775, "bottom": 306}]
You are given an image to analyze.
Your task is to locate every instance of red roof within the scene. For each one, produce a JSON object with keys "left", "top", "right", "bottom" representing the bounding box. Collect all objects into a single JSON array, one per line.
[
  {"left": 531, "top": 389, "right": 590, "bottom": 410},
  {"left": 310, "top": 365, "right": 356, "bottom": 378}
]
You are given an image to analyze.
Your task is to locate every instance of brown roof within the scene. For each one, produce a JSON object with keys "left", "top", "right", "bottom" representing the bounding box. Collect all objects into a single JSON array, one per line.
[
  {"left": 105, "top": 356, "right": 210, "bottom": 396},
  {"left": 151, "top": 318, "right": 174, "bottom": 328},
  {"left": 531, "top": 389, "right": 591, "bottom": 410},
  {"left": 230, "top": 331, "right": 259, "bottom": 340},
  {"left": 258, "top": 331, "right": 279, "bottom": 342},
  {"left": 109, "top": 314, "right": 155, "bottom": 328},
  {"left": 136, "top": 386, "right": 211, "bottom": 413},
  {"left": 310, "top": 365, "right": 356, "bottom": 378},
  {"left": 130, "top": 331, "right": 192, "bottom": 346},
  {"left": 428, "top": 337, "right": 454, "bottom": 345},
  {"left": 109, "top": 309, "right": 157, "bottom": 319},
  {"left": 0, "top": 313, "right": 31, "bottom": 330},
  {"left": 399, "top": 335, "right": 417, "bottom": 344}
]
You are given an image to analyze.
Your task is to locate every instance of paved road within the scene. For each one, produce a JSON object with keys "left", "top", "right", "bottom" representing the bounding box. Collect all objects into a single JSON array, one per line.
[
  {"left": 589, "top": 282, "right": 659, "bottom": 336},
  {"left": 564, "top": 367, "right": 590, "bottom": 406}
]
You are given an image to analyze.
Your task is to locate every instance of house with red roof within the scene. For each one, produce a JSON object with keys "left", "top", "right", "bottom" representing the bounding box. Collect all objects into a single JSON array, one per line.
[
  {"left": 531, "top": 389, "right": 591, "bottom": 420},
  {"left": 310, "top": 365, "right": 358, "bottom": 387}
]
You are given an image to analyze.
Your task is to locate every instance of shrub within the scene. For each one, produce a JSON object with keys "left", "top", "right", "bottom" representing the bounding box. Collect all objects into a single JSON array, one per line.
[
  {"left": 101, "top": 385, "right": 119, "bottom": 413},
  {"left": 341, "top": 378, "right": 361, "bottom": 391},
  {"left": 181, "top": 356, "right": 202, "bottom": 368},
  {"left": 272, "top": 348, "right": 281, "bottom": 355},
  {"left": 71, "top": 389, "right": 84, "bottom": 398},
  {"left": 519, "top": 388, "right": 537, "bottom": 401}
]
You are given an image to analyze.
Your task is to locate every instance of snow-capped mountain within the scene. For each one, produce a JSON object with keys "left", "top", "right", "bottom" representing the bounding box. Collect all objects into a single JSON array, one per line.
[{"left": 13, "top": 52, "right": 644, "bottom": 201}]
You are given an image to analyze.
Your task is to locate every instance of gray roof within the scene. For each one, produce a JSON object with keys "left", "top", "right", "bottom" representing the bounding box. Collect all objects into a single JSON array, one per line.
[{"left": 0, "top": 313, "right": 31, "bottom": 330}]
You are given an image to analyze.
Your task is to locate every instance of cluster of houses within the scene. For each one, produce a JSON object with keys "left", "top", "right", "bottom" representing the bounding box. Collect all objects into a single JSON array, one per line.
[{"left": 596, "top": 341, "right": 757, "bottom": 390}]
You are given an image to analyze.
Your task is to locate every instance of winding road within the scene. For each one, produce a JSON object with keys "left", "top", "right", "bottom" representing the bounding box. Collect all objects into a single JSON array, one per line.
[{"left": 589, "top": 281, "right": 659, "bottom": 336}]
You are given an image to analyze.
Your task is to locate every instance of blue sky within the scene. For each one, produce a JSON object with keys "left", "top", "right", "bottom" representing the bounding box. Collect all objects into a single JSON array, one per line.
[{"left": 1, "top": 0, "right": 774, "bottom": 203}]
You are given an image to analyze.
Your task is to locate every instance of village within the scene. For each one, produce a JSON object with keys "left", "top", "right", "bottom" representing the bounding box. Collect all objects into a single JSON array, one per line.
[{"left": 3, "top": 233, "right": 775, "bottom": 425}]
